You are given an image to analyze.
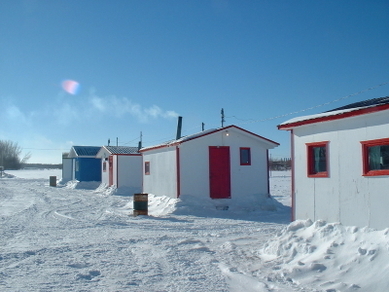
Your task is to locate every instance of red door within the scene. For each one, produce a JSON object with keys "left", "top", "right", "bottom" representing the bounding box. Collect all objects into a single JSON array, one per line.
[
  {"left": 209, "top": 146, "right": 231, "bottom": 199},
  {"left": 108, "top": 156, "right": 113, "bottom": 186}
]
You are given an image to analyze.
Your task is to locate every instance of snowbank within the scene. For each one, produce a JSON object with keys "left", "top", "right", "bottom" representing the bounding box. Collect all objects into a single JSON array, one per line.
[
  {"left": 259, "top": 219, "right": 389, "bottom": 291},
  {"left": 0, "top": 172, "right": 15, "bottom": 178},
  {"left": 62, "top": 180, "right": 101, "bottom": 190}
]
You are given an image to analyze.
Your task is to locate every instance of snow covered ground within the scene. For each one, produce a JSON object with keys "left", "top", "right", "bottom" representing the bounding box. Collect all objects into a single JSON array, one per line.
[{"left": 1, "top": 169, "right": 389, "bottom": 291}]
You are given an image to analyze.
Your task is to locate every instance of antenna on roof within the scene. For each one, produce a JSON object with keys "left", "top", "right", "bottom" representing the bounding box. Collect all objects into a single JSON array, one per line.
[
  {"left": 202, "top": 122, "right": 205, "bottom": 131},
  {"left": 108, "top": 138, "right": 110, "bottom": 146},
  {"left": 221, "top": 108, "right": 225, "bottom": 127},
  {"left": 116, "top": 137, "right": 118, "bottom": 147}
]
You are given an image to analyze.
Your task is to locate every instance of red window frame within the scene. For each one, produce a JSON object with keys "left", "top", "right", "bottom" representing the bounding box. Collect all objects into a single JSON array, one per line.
[
  {"left": 240, "top": 147, "right": 251, "bottom": 165},
  {"left": 306, "top": 141, "right": 329, "bottom": 178},
  {"left": 361, "top": 138, "right": 389, "bottom": 176},
  {"left": 144, "top": 161, "right": 150, "bottom": 175}
]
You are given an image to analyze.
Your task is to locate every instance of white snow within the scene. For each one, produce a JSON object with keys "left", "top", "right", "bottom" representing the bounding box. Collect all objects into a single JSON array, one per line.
[{"left": 1, "top": 169, "right": 389, "bottom": 291}]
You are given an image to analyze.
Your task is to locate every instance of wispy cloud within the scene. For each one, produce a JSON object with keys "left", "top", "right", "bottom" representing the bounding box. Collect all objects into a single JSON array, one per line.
[
  {"left": 89, "top": 93, "right": 179, "bottom": 123},
  {"left": 2, "top": 90, "right": 179, "bottom": 132}
]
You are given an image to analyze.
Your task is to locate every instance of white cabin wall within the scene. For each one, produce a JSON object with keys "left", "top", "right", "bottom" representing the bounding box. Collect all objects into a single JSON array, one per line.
[
  {"left": 227, "top": 129, "right": 270, "bottom": 197},
  {"left": 179, "top": 128, "right": 272, "bottom": 199},
  {"left": 101, "top": 158, "right": 109, "bottom": 185},
  {"left": 117, "top": 155, "right": 142, "bottom": 193},
  {"left": 293, "top": 110, "right": 389, "bottom": 229},
  {"left": 96, "top": 148, "right": 110, "bottom": 185},
  {"left": 62, "top": 158, "right": 73, "bottom": 182},
  {"left": 113, "top": 155, "right": 118, "bottom": 186},
  {"left": 142, "top": 147, "right": 177, "bottom": 198}
]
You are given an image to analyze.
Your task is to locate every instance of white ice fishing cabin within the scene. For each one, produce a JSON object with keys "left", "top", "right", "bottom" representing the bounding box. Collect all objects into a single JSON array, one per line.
[
  {"left": 96, "top": 146, "right": 142, "bottom": 192},
  {"left": 278, "top": 96, "right": 389, "bottom": 229},
  {"left": 139, "top": 125, "right": 279, "bottom": 202}
]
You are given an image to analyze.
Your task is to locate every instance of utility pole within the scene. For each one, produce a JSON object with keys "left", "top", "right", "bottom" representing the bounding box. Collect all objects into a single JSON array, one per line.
[{"left": 221, "top": 108, "right": 225, "bottom": 127}]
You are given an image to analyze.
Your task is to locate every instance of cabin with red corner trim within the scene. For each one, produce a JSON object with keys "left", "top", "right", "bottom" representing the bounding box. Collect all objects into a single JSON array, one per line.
[
  {"left": 278, "top": 96, "right": 389, "bottom": 229},
  {"left": 139, "top": 125, "right": 279, "bottom": 207}
]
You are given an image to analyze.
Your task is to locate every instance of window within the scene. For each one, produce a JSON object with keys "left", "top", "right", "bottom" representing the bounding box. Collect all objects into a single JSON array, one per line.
[
  {"left": 240, "top": 147, "right": 251, "bottom": 165},
  {"left": 361, "top": 138, "right": 389, "bottom": 176},
  {"left": 103, "top": 162, "right": 107, "bottom": 172},
  {"left": 306, "top": 142, "right": 328, "bottom": 177},
  {"left": 145, "top": 161, "right": 150, "bottom": 175}
]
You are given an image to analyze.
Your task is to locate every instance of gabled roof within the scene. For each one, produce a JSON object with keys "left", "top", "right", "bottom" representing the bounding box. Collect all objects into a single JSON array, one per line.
[
  {"left": 278, "top": 96, "right": 389, "bottom": 130},
  {"left": 140, "top": 125, "right": 279, "bottom": 152},
  {"left": 68, "top": 146, "right": 101, "bottom": 158},
  {"left": 104, "top": 146, "right": 140, "bottom": 155}
]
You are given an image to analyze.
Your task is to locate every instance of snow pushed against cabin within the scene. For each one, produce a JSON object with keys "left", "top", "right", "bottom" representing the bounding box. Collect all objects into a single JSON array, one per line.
[{"left": 1, "top": 170, "right": 389, "bottom": 291}]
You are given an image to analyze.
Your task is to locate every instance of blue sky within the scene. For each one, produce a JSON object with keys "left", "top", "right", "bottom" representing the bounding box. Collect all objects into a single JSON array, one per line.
[{"left": 1, "top": 0, "right": 388, "bottom": 163}]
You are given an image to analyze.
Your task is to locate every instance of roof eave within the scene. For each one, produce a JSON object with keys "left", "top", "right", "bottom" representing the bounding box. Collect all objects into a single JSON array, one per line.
[
  {"left": 278, "top": 103, "right": 389, "bottom": 130},
  {"left": 140, "top": 125, "right": 279, "bottom": 152}
]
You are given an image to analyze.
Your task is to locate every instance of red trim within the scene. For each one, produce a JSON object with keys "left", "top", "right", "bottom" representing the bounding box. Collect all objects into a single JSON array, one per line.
[
  {"left": 109, "top": 156, "right": 113, "bottom": 186},
  {"left": 176, "top": 146, "right": 180, "bottom": 198},
  {"left": 116, "top": 155, "right": 119, "bottom": 187},
  {"left": 227, "top": 125, "right": 280, "bottom": 146},
  {"left": 361, "top": 138, "right": 389, "bottom": 176},
  {"left": 306, "top": 141, "right": 329, "bottom": 178},
  {"left": 278, "top": 104, "right": 389, "bottom": 130},
  {"left": 140, "top": 125, "right": 279, "bottom": 152},
  {"left": 266, "top": 149, "right": 270, "bottom": 196},
  {"left": 239, "top": 147, "right": 251, "bottom": 165},
  {"left": 291, "top": 130, "right": 295, "bottom": 222}
]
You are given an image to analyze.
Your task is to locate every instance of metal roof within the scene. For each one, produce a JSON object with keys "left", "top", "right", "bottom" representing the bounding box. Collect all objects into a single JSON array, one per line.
[
  {"left": 105, "top": 146, "right": 140, "bottom": 155},
  {"left": 326, "top": 96, "right": 389, "bottom": 112},
  {"left": 278, "top": 96, "right": 389, "bottom": 130},
  {"left": 72, "top": 146, "right": 101, "bottom": 156}
]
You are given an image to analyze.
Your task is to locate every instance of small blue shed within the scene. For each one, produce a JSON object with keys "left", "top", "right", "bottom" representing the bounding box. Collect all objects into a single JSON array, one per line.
[{"left": 68, "top": 146, "right": 102, "bottom": 182}]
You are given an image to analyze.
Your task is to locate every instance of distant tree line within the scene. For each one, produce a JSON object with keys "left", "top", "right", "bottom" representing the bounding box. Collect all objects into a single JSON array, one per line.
[
  {"left": 0, "top": 140, "right": 31, "bottom": 170},
  {"left": 23, "top": 163, "right": 62, "bottom": 169},
  {"left": 269, "top": 157, "right": 291, "bottom": 170}
]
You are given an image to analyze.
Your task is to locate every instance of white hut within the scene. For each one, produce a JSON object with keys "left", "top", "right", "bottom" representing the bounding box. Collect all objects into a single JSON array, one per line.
[
  {"left": 278, "top": 96, "right": 389, "bottom": 229},
  {"left": 96, "top": 146, "right": 142, "bottom": 192},
  {"left": 140, "top": 125, "right": 279, "bottom": 204},
  {"left": 61, "top": 152, "right": 73, "bottom": 182}
]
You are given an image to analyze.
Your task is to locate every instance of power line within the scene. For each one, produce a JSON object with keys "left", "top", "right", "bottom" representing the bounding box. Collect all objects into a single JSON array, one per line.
[
  {"left": 21, "top": 148, "right": 65, "bottom": 151},
  {"left": 227, "top": 81, "right": 389, "bottom": 125},
  {"left": 120, "top": 136, "right": 141, "bottom": 146}
]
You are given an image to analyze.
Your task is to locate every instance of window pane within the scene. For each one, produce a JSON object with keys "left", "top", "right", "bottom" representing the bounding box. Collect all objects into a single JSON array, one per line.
[
  {"left": 368, "top": 145, "right": 389, "bottom": 170},
  {"left": 381, "top": 145, "right": 389, "bottom": 169},
  {"left": 240, "top": 148, "right": 250, "bottom": 165},
  {"left": 313, "top": 146, "right": 326, "bottom": 173}
]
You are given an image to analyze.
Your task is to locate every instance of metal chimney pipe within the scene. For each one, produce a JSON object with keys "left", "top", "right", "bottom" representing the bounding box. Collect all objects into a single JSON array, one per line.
[
  {"left": 176, "top": 116, "right": 183, "bottom": 140},
  {"left": 137, "top": 131, "right": 142, "bottom": 152}
]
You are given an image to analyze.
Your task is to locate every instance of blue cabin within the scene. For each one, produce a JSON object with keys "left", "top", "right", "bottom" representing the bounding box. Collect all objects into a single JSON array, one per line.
[{"left": 68, "top": 146, "right": 102, "bottom": 182}]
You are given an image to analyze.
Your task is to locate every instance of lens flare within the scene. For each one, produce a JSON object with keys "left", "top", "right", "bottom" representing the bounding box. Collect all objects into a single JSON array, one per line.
[{"left": 62, "top": 80, "right": 80, "bottom": 95}]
